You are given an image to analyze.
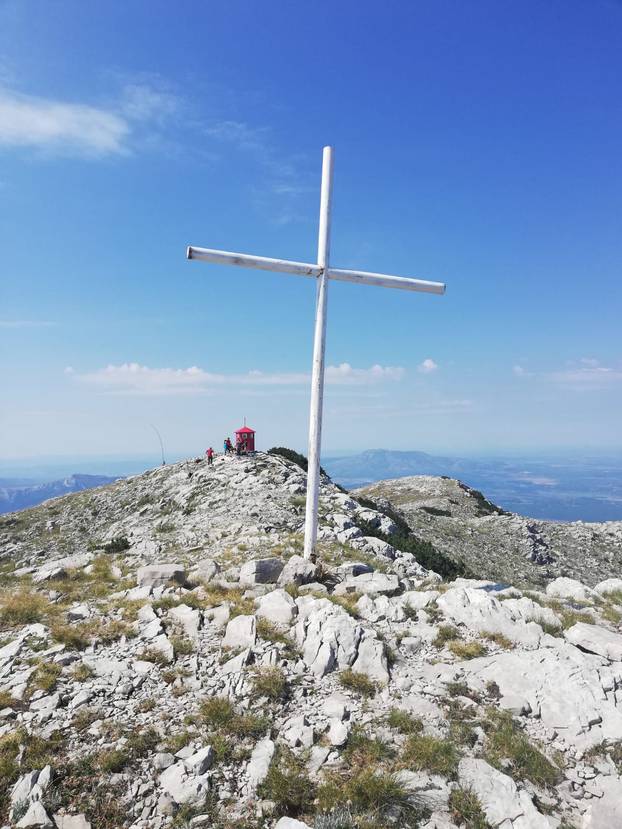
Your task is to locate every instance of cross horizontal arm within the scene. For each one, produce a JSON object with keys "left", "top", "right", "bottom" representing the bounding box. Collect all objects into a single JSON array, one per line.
[
  {"left": 187, "top": 245, "right": 445, "bottom": 295},
  {"left": 327, "top": 267, "right": 445, "bottom": 295},
  {"left": 186, "top": 246, "right": 320, "bottom": 277}
]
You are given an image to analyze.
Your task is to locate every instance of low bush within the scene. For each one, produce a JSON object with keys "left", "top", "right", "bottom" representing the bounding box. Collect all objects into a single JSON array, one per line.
[
  {"left": 102, "top": 536, "right": 130, "bottom": 554},
  {"left": 353, "top": 494, "right": 467, "bottom": 580}
]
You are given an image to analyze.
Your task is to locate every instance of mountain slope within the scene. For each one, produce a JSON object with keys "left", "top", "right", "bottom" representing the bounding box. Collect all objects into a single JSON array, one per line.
[
  {"left": 356, "top": 475, "right": 622, "bottom": 587},
  {"left": 1, "top": 455, "right": 622, "bottom": 828}
]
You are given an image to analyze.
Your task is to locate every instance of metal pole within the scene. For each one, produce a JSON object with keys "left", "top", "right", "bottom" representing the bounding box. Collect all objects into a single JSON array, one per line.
[{"left": 303, "top": 146, "right": 334, "bottom": 560}]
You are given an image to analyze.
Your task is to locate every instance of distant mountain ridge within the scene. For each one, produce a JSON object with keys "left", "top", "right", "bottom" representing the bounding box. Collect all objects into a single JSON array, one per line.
[
  {"left": 0, "top": 473, "right": 121, "bottom": 514},
  {"left": 323, "top": 449, "right": 622, "bottom": 522}
]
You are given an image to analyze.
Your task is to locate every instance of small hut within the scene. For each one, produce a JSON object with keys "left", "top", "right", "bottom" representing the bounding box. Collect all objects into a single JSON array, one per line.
[{"left": 235, "top": 424, "right": 255, "bottom": 453}]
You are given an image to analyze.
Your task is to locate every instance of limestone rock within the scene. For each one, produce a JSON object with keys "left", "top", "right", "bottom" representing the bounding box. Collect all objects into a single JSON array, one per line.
[
  {"left": 594, "top": 578, "right": 622, "bottom": 596},
  {"left": 565, "top": 622, "right": 622, "bottom": 661},
  {"left": 222, "top": 615, "right": 256, "bottom": 649},
  {"left": 256, "top": 589, "right": 297, "bottom": 627},
  {"left": 546, "top": 577, "right": 595, "bottom": 602},
  {"left": 334, "top": 571, "right": 400, "bottom": 597},
  {"left": 16, "top": 802, "right": 53, "bottom": 828},
  {"left": 136, "top": 564, "right": 186, "bottom": 588},
  {"left": 159, "top": 761, "right": 210, "bottom": 805},
  {"left": 458, "top": 757, "right": 550, "bottom": 828},
  {"left": 274, "top": 819, "right": 312, "bottom": 829},
  {"left": 168, "top": 604, "right": 201, "bottom": 641},
  {"left": 247, "top": 737, "right": 275, "bottom": 789},
  {"left": 53, "top": 816, "right": 91, "bottom": 829},
  {"left": 277, "top": 554, "right": 316, "bottom": 586}
]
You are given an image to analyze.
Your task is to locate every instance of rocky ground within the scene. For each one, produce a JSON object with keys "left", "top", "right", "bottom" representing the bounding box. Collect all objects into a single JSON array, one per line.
[
  {"left": 356, "top": 476, "right": 622, "bottom": 588},
  {"left": 0, "top": 452, "right": 621, "bottom": 829}
]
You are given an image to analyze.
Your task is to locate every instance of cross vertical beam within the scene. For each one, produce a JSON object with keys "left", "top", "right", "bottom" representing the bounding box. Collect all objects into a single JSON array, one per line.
[{"left": 304, "top": 146, "right": 334, "bottom": 561}]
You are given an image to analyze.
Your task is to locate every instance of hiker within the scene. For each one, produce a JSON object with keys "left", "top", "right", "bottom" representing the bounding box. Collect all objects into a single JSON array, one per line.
[
  {"left": 236, "top": 440, "right": 242, "bottom": 456},
  {"left": 206, "top": 447, "right": 214, "bottom": 466},
  {"left": 225, "top": 437, "right": 233, "bottom": 455}
]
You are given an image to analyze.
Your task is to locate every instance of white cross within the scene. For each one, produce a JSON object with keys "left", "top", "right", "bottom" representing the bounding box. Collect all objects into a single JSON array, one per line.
[{"left": 187, "top": 146, "right": 446, "bottom": 559}]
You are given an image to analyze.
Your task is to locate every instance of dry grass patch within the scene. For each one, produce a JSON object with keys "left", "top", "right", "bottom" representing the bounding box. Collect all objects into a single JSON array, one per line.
[
  {"left": 0, "top": 588, "right": 49, "bottom": 626},
  {"left": 251, "top": 666, "right": 287, "bottom": 701},
  {"left": 401, "top": 733, "right": 459, "bottom": 777},
  {"left": 339, "top": 669, "right": 377, "bottom": 697},
  {"left": 449, "top": 787, "right": 491, "bottom": 828},
  {"left": 386, "top": 708, "right": 424, "bottom": 735},
  {"left": 449, "top": 641, "right": 487, "bottom": 660},
  {"left": 483, "top": 709, "right": 562, "bottom": 787},
  {"left": 433, "top": 624, "right": 461, "bottom": 648},
  {"left": 482, "top": 631, "right": 513, "bottom": 649}
]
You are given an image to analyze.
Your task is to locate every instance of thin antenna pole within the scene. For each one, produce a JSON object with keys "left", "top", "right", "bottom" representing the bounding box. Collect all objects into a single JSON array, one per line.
[
  {"left": 303, "top": 146, "right": 334, "bottom": 560},
  {"left": 150, "top": 424, "right": 166, "bottom": 465}
]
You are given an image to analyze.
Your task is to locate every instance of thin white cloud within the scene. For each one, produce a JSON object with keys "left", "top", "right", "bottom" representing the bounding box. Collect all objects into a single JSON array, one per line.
[
  {"left": 417, "top": 358, "right": 438, "bottom": 374},
  {"left": 550, "top": 360, "right": 622, "bottom": 389},
  {"left": 0, "top": 82, "right": 178, "bottom": 157},
  {"left": 512, "top": 358, "right": 622, "bottom": 388},
  {"left": 0, "top": 319, "right": 55, "bottom": 329},
  {"left": 70, "top": 361, "right": 405, "bottom": 396}
]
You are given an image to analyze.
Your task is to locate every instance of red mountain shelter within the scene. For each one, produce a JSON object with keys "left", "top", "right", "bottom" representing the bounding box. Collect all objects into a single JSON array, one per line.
[{"left": 235, "top": 425, "right": 255, "bottom": 452}]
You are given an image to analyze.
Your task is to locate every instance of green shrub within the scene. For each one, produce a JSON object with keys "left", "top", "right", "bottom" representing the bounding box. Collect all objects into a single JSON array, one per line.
[
  {"left": 353, "top": 494, "right": 467, "bottom": 580},
  {"left": 482, "top": 631, "right": 513, "bottom": 649},
  {"left": 170, "top": 635, "right": 194, "bottom": 656},
  {"left": 102, "top": 537, "right": 130, "bottom": 554},
  {"left": 318, "top": 769, "right": 420, "bottom": 825},
  {"left": 268, "top": 447, "right": 327, "bottom": 476},
  {"left": 343, "top": 727, "right": 394, "bottom": 768}
]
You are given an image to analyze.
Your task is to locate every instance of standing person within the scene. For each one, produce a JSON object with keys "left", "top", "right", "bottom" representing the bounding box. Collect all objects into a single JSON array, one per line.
[
  {"left": 206, "top": 447, "right": 214, "bottom": 466},
  {"left": 223, "top": 438, "right": 228, "bottom": 455},
  {"left": 226, "top": 437, "right": 233, "bottom": 455}
]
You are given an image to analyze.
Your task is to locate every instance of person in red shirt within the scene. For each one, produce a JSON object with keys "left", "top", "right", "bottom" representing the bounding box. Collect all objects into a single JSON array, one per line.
[{"left": 206, "top": 447, "right": 214, "bottom": 465}]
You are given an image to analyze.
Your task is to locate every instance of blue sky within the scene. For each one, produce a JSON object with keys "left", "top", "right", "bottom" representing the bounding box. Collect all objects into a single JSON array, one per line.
[{"left": 1, "top": 0, "right": 621, "bottom": 463}]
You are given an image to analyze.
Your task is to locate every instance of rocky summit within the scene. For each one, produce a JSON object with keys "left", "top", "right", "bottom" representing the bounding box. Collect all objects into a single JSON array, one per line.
[{"left": 0, "top": 451, "right": 621, "bottom": 829}]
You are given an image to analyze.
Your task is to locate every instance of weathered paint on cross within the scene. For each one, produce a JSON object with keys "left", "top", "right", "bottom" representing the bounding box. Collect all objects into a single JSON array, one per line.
[{"left": 187, "top": 146, "right": 446, "bottom": 559}]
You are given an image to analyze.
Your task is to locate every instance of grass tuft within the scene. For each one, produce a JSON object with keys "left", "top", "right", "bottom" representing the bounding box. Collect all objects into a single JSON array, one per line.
[{"left": 339, "top": 669, "right": 377, "bottom": 697}]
